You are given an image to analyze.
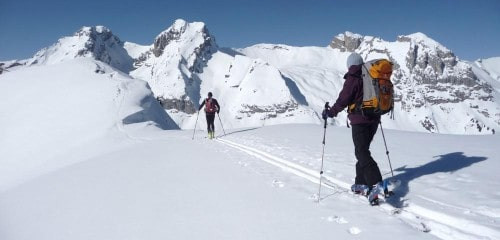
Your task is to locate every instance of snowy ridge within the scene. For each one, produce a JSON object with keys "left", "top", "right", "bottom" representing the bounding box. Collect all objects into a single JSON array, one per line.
[
  {"left": 0, "top": 58, "right": 175, "bottom": 191},
  {"left": 472, "top": 57, "right": 500, "bottom": 92},
  {"left": 24, "top": 26, "right": 133, "bottom": 72}
]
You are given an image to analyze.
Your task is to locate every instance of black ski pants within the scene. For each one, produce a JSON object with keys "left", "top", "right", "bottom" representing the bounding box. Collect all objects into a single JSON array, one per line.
[
  {"left": 206, "top": 113, "right": 215, "bottom": 132},
  {"left": 352, "top": 121, "right": 382, "bottom": 186}
]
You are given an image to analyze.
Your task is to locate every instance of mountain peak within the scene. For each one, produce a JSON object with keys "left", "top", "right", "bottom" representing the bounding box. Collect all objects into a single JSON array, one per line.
[
  {"left": 329, "top": 31, "right": 364, "bottom": 51},
  {"left": 171, "top": 19, "right": 188, "bottom": 30},
  {"left": 25, "top": 25, "right": 133, "bottom": 72},
  {"left": 336, "top": 31, "right": 363, "bottom": 40},
  {"left": 152, "top": 19, "right": 215, "bottom": 57},
  {"left": 74, "top": 26, "right": 114, "bottom": 40},
  {"left": 397, "top": 32, "right": 449, "bottom": 52}
]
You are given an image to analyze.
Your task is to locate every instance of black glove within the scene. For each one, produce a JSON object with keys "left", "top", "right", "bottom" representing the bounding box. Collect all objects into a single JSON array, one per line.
[
  {"left": 322, "top": 109, "right": 328, "bottom": 120},
  {"left": 322, "top": 102, "right": 330, "bottom": 120},
  {"left": 217, "top": 109, "right": 220, "bottom": 114}
]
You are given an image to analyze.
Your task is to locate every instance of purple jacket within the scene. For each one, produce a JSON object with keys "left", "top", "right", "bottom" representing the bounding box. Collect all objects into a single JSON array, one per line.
[{"left": 327, "top": 64, "right": 380, "bottom": 125}]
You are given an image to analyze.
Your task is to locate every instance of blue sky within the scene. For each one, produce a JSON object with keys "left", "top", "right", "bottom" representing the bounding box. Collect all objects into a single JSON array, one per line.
[{"left": 1, "top": 0, "right": 499, "bottom": 61}]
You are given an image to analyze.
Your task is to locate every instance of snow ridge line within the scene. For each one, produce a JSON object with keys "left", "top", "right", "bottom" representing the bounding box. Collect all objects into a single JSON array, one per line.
[
  {"left": 114, "top": 78, "right": 151, "bottom": 142},
  {"left": 216, "top": 138, "right": 500, "bottom": 240}
]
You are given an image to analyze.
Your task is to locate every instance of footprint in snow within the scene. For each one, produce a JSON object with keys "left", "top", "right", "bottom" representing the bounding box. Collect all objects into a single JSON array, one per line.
[
  {"left": 272, "top": 179, "right": 285, "bottom": 188},
  {"left": 309, "top": 194, "right": 319, "bottom": 201},
  {"left": 238, "top": 161, "right": 249, "bottom": 167},
  {"left": 348, "top": 227, "right": 361, "bottom": 235},
  {"left": 326, "top": 216, "right": 348, "bottom": 224}
]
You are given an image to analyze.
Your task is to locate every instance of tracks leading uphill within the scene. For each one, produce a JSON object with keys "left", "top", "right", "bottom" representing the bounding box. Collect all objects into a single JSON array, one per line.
[{"left": 216, "top": 137, "right": 500, "bottom": 240}]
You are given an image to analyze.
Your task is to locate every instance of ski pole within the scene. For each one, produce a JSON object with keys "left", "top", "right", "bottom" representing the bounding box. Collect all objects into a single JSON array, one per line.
[
  {"left": 379, "top": 121, "right": 394, "bottom": 177},
  {"left": 192, "top": 111, "right": 200, "bottom": 140},
  {"left": 217, "top": 112, "right": 226, "bottom": 137},
  {"left": 317, "top": 102, "right": 329, "bottom": 202}
]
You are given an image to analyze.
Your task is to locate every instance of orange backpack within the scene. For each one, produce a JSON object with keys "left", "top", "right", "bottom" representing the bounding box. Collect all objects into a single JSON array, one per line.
[{"left": 348, "top": 59, "right": 394, "bottom": 116}]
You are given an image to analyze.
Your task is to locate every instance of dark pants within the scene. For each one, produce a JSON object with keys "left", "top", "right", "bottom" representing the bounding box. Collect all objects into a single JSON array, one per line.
[
  {"left": 206, "top": 113, "right": 215, "bottom": 132},
  {"left": 352, "top": 121, "right": 382, "bottom": 186}
]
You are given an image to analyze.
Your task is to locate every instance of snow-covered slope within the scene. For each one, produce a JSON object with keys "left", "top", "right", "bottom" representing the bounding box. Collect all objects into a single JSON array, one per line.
[
  {"left": 472, "top": 57, "right": 500, "bottom": 92},
  {"left": 0, "top": 58, "right": 176, "bottom": 191},
  {"left": 1, "top": 124, "right": 499, "bottom": 240}
]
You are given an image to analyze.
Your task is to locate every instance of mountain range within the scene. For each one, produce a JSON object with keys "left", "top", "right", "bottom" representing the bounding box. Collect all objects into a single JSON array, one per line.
[{"left": 1, "top": 19, "right": 499, "bottom": 134}]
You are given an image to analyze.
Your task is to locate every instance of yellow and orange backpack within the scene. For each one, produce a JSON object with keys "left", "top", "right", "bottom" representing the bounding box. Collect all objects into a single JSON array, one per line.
[{"left": 348, "top": 59, "right": 394, "bottom": 117}]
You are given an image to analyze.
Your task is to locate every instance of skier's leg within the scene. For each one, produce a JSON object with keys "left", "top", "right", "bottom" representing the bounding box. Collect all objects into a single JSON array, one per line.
[
  {"left": 209, "top": 114, "right": 216, "bottom": 132},
  {"left": 352, "top": 122, "right": 382, "bottom": 186},
  {"left": 205, "top": 113, "right": 210, "bottom": 132}
]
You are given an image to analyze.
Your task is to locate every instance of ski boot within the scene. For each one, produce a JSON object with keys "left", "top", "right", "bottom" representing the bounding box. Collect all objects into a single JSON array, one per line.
[
  {"left": 208, "top": 131, "right": 213, "bottom": 139},
  {"left": 350, "top": 184, "right": 369, "bottom": 196},
  {"left": 367, "top": 183, "right": 382, "bottom": 206}
]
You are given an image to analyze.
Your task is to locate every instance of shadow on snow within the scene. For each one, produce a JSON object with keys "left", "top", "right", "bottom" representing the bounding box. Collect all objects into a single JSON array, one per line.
[{"left": 385, "top": 152, "right": 487, "bottom": 208}]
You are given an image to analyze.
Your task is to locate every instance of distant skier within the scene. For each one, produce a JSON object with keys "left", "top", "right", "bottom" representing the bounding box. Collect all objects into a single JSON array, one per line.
[
  {"left": 322, "top": 52, "right": 384, "bottom": 205},
  {"left": 198, "top": 92, "right": 220, "bottom": 139}
]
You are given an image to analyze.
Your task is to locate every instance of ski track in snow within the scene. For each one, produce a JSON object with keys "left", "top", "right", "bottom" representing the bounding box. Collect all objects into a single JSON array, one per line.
[{"left": 215, "top": 137, "right": 500, "bottom": 240}]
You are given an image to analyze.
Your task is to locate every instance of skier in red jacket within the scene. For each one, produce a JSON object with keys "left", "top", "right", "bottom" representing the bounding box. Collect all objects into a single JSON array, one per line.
[{"left": 198, "top": 92, "right": 220, "bottom": 139}]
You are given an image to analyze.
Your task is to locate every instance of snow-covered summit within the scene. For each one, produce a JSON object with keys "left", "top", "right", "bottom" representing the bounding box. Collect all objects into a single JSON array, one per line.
[
  {"left": 25, "top": 26, "right": 133, "bottom": 72},
  {"left": 333, "top": 31, "right": 363, "bottom": 42},
  {"left": 129, "top": 19, "right": 217, "bottom": 114},
  {"left": 151, "top": 19, "right": 215, "bottom": 58},
  {"left": 398, "top": 32, "right": 450, "bottom": 52}
]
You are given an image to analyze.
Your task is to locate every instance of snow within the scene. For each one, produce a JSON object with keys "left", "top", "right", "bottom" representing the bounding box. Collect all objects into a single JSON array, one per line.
[
  {"left": 26, "top": 26, "right": 133, "bottom": 73},
  {"left": 335, "top": 31, "right": 363, "bottom": 41},
  {"left": 481, "top": 57, "right": 500, "bottom": 81},
  {"left": 123, "top": 42, "right": 150, "bottom": 59},
  {"left": 403, "top": 32, "right": 450, "bottom": 52},
  {"left": 0, "top": 58, "right": 174, "bottom": 192},
  {"left": 1, "top": 121, "right": 499, "bottom": 239},
  {"left": 472, "top": 57, "right": 500, "bottom": 92},
  {"left": 1, "top": 56, "right": 500, "bottom": 239},
  {"left": 195, "top": 50, "right": 319, "bottom": 129},
  {"left": 130, "top": 20, "right": 212, "bottom": 101}
]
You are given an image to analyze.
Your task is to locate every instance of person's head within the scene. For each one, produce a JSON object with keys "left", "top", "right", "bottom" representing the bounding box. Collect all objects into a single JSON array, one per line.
[
  {"left": 346, "top": 52, "right": 363, "bottom": 70},
  {"left": 208, "top": 92, "right": 213, "bottom": 98}
]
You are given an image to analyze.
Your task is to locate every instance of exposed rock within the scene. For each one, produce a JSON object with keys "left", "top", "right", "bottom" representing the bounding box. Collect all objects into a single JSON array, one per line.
[
  {"left": 329, "top": 32, "right": 363, "bottom": 52},
  {"left": 157, "top": 96, "right": 197, "bottom": 114}
]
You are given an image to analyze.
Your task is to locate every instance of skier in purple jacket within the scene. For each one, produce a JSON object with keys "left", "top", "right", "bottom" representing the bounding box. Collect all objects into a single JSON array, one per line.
[{"left": 322, "top": 53, "right": 383, "bottom": 205}]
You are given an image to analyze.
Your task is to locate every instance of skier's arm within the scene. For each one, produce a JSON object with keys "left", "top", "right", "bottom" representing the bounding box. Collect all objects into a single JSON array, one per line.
[
  {"left": 215, "top": 99, "right": 220, "bottom": 113},
  {"left": 198, "top": 100, "right": 205, "bottom": 111},
  {"left": 328, "top": 77, "right": 358, "bottom": 117}
]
